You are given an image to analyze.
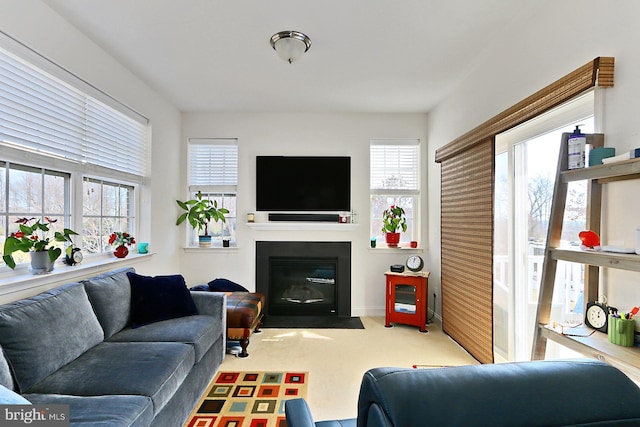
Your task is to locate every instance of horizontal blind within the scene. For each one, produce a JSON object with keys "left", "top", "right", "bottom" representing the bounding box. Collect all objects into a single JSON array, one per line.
[
  {"left": 370, "top": 139, "right": 419, "bottom": 192},
  {"left": 189, "top": 138, "right": 238, "bottom": 192},
  {"left": 0, "top": 45, "right": 147, "bottom": 176}
]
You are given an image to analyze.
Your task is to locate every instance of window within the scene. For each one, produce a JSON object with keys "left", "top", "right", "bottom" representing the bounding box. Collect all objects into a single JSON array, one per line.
[
  {"left": 82, "top": 178, "right": 135, "bottom": 253},
  {"left": 0, "top": 34, "right": 148, "bottom": 269},
  {"left": 187, "top": 138, "right": 238, "bottom": 246},
  {"left": 0, "top": 162, "right": 71, "bottom": 266},
  {"left": 370, "top": 139, "right": 420, "bottom": 244}
]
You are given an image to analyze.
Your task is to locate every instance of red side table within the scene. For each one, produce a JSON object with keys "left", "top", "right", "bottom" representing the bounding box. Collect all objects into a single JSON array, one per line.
[{"left": 385, "top": 271, "right": 430, "bottom": 332}]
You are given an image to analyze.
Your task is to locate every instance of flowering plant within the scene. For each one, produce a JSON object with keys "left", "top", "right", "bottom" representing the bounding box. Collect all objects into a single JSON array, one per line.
[
  {"left": 381, "top": 205, "right": 407, "bottom": 234},
  {"left": 109, "top": 232, "right": 136, "bottom": 247},
  {"left": 2, "top": 217, "right": 78, "bottom": 269}
]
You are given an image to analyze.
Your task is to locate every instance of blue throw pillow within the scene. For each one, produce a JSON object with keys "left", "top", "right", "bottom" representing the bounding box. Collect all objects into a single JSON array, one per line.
[
  {"left": 207, "top": 278, "right": 248, "bottom": 292},
  {"left": 127, "top": 272, "right": 198, "bottom": 328}
]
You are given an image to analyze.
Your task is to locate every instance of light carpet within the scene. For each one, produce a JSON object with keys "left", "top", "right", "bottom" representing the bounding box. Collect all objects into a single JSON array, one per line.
[{"left": 186, "top": 371, "right": 308, "bottom": 427}]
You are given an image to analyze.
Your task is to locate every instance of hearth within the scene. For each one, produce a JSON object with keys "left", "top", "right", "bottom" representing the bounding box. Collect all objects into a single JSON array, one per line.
[{"left": 256, "top": 241, "right": 351, "bottom": 317}]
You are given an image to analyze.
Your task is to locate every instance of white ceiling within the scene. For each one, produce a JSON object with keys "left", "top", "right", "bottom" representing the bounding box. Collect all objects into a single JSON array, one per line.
[{"left": 43, "top": 0, "right": 536, "bottom": 113}]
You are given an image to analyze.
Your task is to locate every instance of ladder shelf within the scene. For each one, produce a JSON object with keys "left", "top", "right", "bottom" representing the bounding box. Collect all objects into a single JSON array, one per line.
[{"left": 531, "top": 133, "right": 640, "bottom": 381}]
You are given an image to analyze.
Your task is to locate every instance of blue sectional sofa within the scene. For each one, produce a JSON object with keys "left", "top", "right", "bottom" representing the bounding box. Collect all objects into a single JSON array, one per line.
[
  {"left": 286, "top": 360, "right": 640, "bottom": 427},
  {"left": 0, "top": 267, "right": 226, "bottom": 426}
]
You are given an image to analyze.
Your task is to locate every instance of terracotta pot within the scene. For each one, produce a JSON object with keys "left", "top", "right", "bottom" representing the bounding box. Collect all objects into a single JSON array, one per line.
[
  {"left": 385, "top": 232, "right": 401, "bottom": 247},
  {"left": 114, "top": 245, "right": 129, "bottom": 258}
]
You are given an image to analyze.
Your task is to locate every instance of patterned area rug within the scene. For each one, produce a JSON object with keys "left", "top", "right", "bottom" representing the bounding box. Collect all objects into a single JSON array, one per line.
[{"left": 186, "top": 371, "right": 308, "bottom": 427}]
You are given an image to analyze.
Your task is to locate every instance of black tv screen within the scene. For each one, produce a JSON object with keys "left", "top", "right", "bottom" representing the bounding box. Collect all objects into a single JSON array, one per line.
[{"left": 256, "top": 156, "right": 351, "bottom": 211}]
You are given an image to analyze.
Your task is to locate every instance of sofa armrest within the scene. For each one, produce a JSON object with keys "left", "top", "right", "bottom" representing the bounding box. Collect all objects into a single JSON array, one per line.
[
  {"left": 285, "top": 398, "right": 317, "bottom": 427},
  {"left": 191, "top": 291, "right": 226, "bottom": 326},
  {"left": 285, "top": 398, "right": 356, "bottom": 427}
]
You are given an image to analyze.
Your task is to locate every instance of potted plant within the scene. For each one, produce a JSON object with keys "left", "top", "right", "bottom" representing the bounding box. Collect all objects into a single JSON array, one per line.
[
  {"left": 109, "top": 231, "right": 136, "bottom": 258},
  {"left": 381, "top": 205, "right": 407, "bottom": 247},
  {"left": 2, "top": 217, "right": 78, "bottom": 273},
  {"left": 176, "top": 191, "right": 229, "bottom": 247}
]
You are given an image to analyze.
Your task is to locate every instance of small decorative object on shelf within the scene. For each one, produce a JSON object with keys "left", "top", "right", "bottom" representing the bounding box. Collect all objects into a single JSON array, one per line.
[
  {"left": 109, "top": 232, "right": 135, "bottom": 259},
  {"left": 382, "top": 205, "right": 407, "bottom": 247},
  {"left": 579, "top": 230, "right": 601, "bottom": 251},
  {"left": 64, "top": 245, "right": 83, "bottom": 265},
  {"left": 2, "top": 217, "right": 78, "bottom": 273}
]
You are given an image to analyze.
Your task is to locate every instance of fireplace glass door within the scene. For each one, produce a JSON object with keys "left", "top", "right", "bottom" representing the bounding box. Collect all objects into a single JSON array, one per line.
[{"left": 269, "top": 258, "right": 338, "bottom": 315}]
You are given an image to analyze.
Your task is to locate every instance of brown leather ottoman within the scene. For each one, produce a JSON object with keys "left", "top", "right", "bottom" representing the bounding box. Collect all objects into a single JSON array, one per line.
[{"left": 226, "top": 292, "right": 265, "bottom": 358}]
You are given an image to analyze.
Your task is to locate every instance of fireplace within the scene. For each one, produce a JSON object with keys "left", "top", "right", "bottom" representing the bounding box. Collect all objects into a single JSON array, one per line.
[{"left": 256, "top": 241, "right": 351, "bottom": 317}]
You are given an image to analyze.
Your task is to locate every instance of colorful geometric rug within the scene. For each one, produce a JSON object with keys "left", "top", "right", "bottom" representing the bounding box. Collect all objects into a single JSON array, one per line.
[{"left": 185, "top": 371, "right": 308, "bottom": 427}]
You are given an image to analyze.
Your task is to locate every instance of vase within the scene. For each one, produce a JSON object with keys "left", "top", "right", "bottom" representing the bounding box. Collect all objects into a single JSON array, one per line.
[
  {"left": 385, "top": 232, "right": 401, "bottom": 248},
  {"left": 198, "top": 235, "right": 212, "bottom": 247},
  {"left": 113, "top": 245, "right": 129, "bottom": 258},
  {"left": 30, "top": 251, "right": 54, "bottom": 274}
]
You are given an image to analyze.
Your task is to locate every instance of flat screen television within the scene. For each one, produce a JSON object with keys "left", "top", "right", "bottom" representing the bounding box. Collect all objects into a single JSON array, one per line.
[{"left": 256, "top": 156, "right": 351, "bottom": 211}]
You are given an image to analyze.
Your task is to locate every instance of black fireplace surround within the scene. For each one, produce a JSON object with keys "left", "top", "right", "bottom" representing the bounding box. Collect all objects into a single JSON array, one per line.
[{"left": 256, "top": 241, "right": 351, "bottom": 317}]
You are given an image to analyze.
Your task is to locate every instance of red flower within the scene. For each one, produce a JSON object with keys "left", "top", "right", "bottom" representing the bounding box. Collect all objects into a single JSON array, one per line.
[
  {"left": 30, "top": 235, "right": 38, "bottom": 240},
  {"left": 109, "top": 233, "right": 117, "bottom": 245},
  {"left": 13, "top": 231, "right": 24, "bottom": 238}
]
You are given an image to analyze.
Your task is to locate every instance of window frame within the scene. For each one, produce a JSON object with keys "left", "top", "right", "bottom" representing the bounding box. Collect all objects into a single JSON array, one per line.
[{"left": 370, "top": 139, "right": 421, "bottom": 245}]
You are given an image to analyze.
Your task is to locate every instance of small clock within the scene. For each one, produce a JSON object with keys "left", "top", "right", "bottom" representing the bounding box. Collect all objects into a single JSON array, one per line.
[
  {"left": 584, "top": 301, "right": 608, "bottom": 333},
  {"left": 64, "top": 246, "right": 83, "bottom": 266},
  {"left": 406, "top": 255, "right": 424, "bottom": 272}
]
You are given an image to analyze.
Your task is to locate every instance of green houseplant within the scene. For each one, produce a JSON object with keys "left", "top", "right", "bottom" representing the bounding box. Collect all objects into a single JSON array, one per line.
[
  {"left": 2, "top": 217, "right": 79, "bottom": 272},
  {"left": 176, "top": 191, "right": 229, "bottom": 247},
  {"left": 381, "top": 205, "right": 407, "bottom": 247}
]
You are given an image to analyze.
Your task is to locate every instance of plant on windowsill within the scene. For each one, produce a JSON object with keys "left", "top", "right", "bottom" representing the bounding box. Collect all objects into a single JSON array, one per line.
[
  {"left": 381, "top": 205, "right": 407, "bottom": 248},
  {"left": 109, "top": 231, "right": 136, "bottom": 259},
  {"left": 176, "top": 191, "right": 229, "bottom": 247},
  {"left": 2, "top": 217, "right": 79, "bottom": 273}
]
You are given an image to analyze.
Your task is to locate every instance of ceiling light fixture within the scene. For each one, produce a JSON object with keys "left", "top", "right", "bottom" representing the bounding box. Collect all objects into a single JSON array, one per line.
[{"left": 270, "top": 31, "right": 312, "bottom": 64}]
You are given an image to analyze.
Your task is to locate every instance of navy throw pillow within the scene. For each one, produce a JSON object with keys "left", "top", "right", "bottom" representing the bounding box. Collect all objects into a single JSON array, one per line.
[
  {"left": 127, "top": 272, "right": 198, "bottom": 328},
  {"left": 207, "top": 278, "right": 248, "bottom": 292}
]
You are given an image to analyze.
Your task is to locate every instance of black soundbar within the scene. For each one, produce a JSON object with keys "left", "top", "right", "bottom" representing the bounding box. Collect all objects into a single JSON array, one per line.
[{"left": 268, "top": 213, "right": 340, "bottom": 222}]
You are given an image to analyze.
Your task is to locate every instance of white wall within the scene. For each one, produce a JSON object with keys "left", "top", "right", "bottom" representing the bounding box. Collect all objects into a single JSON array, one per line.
[
  {"left": 0, "top": 1, "right": 183, "bottom": 292},
  {"left": 427, "top": 0, "right": 640, "bottom": 316},
  {"left": 180, "top": 112, "right": 428, "bottom": 316}
]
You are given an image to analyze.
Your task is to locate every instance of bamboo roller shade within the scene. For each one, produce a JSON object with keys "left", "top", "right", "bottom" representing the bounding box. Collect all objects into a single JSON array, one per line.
[
  {"left": 436, "top": 57, "right": 614, "bottom": 364},
  {"left": 440, "top": 139, "right": 494, "bottom": 364},
  {"left": 435, "top": 57, "right": 614, "bottom": 163}
]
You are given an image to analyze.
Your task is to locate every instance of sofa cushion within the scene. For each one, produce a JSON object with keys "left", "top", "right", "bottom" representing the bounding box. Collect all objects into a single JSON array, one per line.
[
  {"left": 127, "top": 272, "right": 198, "bottom": 328},
  {"left": 208, "top": 278, "right": 249, "bottom": 292},
  {"left": 26, "top": 393, "right": 153, "bottom": 427},
  {"left": 0, "top": 384, "right": 30, "bottom": 404},
  {"left": 0, "top": 346, "right": 14, "bottom": 390},
  {"left": 108, "top": 315, "right": 219, "bottom": 362},
  {"left": 28, "top": 341, "right": 195, "bottom": 414},
  {"left": 83, "top": 267, "right": 135, "bottom": 338},
  {"left": 0, "top": 282, "right": 104, "bottom": 393}
]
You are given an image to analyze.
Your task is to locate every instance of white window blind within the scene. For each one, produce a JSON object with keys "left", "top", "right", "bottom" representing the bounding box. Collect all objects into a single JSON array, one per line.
[
  {"left": 370, "top": 139, "right": 420, "bottom": 193},
  {"left": 188, "top": 138, "right": 238, "bottom": 192},
  {"left": 0, "top": 45, "right": 147, "bottom": 176}
]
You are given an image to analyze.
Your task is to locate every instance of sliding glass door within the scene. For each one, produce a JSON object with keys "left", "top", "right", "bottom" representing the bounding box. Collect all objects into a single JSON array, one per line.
[{"left": 494, "top": 93, "right": 594, "bottom": 361}]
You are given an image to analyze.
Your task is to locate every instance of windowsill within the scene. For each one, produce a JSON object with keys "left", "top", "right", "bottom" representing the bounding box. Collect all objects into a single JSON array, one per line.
[
  {"left": 183, "top": 244, "right": 238, "bottom": 252},
  {"left": 369, "top": 246, "right": 424, "bottom": 253},
  {"left": 0, "top": 252, "right": 154, "bottom": 297}
]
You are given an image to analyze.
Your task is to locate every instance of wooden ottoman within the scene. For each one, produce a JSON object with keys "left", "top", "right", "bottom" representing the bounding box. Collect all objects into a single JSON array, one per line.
[{"left": 225, "top": 292, "right": 265, "bottom": 358}]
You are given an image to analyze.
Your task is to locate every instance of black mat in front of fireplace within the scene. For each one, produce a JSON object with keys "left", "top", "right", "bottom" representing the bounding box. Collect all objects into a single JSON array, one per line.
[{"left": 261, "top": 315, "right": 364, "bottom": 329}]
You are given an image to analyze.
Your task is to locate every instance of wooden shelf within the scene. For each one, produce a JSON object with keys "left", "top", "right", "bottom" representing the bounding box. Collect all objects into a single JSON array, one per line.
[
  {"left": 551, "top": 248, "right": 640, "bottom": 272},
  {"left": 562, "top": 157, "right": 640, "bottom": 183},
  {"left": 539, "top": 324, "right": 640, "bottom": 382}
]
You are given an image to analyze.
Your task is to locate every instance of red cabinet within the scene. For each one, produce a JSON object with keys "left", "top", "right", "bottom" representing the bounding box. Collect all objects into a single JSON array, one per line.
[{"left": 385, "top": 271, "right": 430, "bottom": 332}]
